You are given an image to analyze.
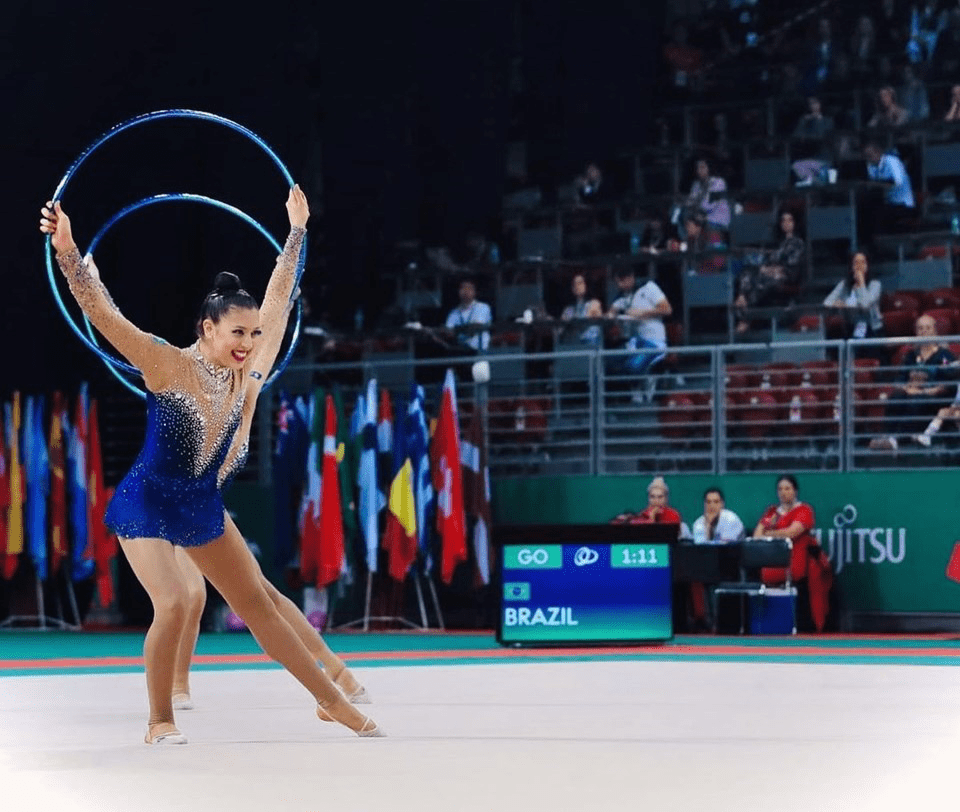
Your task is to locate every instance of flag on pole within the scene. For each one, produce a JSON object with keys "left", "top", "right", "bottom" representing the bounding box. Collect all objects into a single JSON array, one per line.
[
  {"left": 332, "top": 386, "right": 357, "bottom": 581},
  {"left": 462, "top": 406, "right": 494, "bottom": 586},
  {"left": 377, "top": 387, "right": 394, "bottom": 470},
  {"left": 3, "top": 393, "right": 25, "bottom": 580},
  {"left": 25, "top": 396, "right": 50, "bottom": 581},
  {"left": 406, "top": 383, "right": 434, "bottom": 572},
  {"left": 357, "top": 379, "right": 384, "bottom": 572},
  {"left": 272, "top": 391, "right": 310, "bottom": 569},
  {"left": 68, "top": 384, "right": 94, "bottom": 582},
  {"left": 382, "top": 408, "right": 417, "bottom": 582},
  {"left": 48, "top": 393, "right": 68, "bottom": 577},
  {"left": 88, "top": 398, "right": 116, "bottom": 607},
  {"left": 317, "top": 394, "right": 345, "bottom": 587},
  {"left": 0, "top": 410, "right": 10, "bottom": 578},
  {"left": 299, "top": 390, "right": 323, "bottom": 586},
  {"left": 432, "top": 370, "right": 467, "bottom": 584}
]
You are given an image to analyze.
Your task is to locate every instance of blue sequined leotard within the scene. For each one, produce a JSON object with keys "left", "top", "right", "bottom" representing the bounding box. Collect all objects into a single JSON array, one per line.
[{"left": 56, "top": 227, "right": 303, "bottom": 547}]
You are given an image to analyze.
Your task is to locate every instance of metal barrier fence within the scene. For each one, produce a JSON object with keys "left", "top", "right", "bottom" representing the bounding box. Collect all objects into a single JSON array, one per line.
[{"left": 244, "top": 335, "right": 960, "bottom": 483}]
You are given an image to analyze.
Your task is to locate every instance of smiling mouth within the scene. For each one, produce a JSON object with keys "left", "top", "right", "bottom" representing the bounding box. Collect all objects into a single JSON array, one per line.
[{"left": 232, "top": 351, "right": 248, "bottom": 363}]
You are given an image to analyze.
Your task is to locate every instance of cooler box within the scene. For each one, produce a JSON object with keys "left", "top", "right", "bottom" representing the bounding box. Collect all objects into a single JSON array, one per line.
[{"left": 748, "top": 587, "right": 797, "bottom": 635}]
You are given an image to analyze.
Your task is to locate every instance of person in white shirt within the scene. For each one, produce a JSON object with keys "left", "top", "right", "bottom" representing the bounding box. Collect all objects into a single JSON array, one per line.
[
  {"left": 607, "top": 267, "right": 672, "bottom": 373},
  {"left": 691, "top": 487, "right": 745, "bottom": 544},
  {"left": 444, "top": 278, "right": 492, "bottom": 352}
]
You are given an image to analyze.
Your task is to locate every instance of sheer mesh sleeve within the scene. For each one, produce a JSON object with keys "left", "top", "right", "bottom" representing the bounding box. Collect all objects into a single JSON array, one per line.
[
  {"left": 56, "top": 248, "right": 180, "bottom": 390},
  {"left": 246, "top": 226, "right": 305, "bottom": 384}
]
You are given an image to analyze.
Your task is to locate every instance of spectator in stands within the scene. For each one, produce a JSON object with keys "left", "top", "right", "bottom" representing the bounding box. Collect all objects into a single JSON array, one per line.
[
  {"left": 444, "top": 278, "right": 491, "bottom": 352},
  {"left": 944, "top": 83, "right": 960, "bottom": 121},
  {"left": 692, "top": 487, "right": 745, "bottom": 544},
  {"left": 849, "top": 15, "right": 878, "bottom": 80},
  {"left": 909, "top": 0, "right": 947, "bottom": 63},
  {"left": 931, "top": 10, "right": 960, "bottom": 78},
  {"left": 669, "top": 213, "right": 726, "bottom": 272},
  {"left": 862, "top": 139, "right": 916, "bottom": 241},
  {"left": 560, "top": 273, "right": 603, "bottom": 346},
  {"left": 684, "top": 157, "right": 730, "bottom": 237},
  {"left": 574, "top": 162, "right": 605, "bottom": 207},
  {"left": 607, "top": 266, "right": 671, "bottom": 374},
  {"left": 734, "top": 209, "right": 805, "bottom": 334},
  {"left": 899, "top": 64, "right": 931, "bottom": 122},
  {"left": 809, "top": 18, "right": 836, "bottom": 85},
  {"left": 867, "top": 86, "right": 909, "bottom": 128},
  {"left": 871, "top": 314, "right": 957, "bottom": 450},
  {"left": 823, "top": 251, "right": 884, "bottom": 339},
  {"left": 793, "top": 95, "right": 835, "bottom": 141},
  {"left": 915, "top": 382, "right": 960, "bottom": 447},
  {"left": 640, "top": 214, "right": 669, "bottom": 253},
  {"left": 752, "top": 474, "right": 833, "bottom": 633}
]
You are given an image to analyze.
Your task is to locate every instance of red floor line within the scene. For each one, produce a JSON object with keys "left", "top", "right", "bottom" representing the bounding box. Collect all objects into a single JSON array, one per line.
[{"left": 3, "top": 645, "right": 960, "bottom": 670}]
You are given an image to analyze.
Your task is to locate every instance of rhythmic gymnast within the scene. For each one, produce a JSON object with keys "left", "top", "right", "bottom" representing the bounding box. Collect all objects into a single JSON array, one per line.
[{"left": 40, "top": 187, "right": 382, "bottom": 744}]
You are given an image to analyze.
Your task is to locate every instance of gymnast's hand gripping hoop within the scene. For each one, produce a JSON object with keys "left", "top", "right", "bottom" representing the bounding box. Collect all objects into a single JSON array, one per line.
[{"left": 44, "top": 109, "right": 306, "bottom": 398}]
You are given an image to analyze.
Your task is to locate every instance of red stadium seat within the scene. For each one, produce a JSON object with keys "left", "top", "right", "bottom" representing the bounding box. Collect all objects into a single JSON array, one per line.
[
  {"left": 759, "top": 363, "right": 800, "bottom": 390},
  {"left": 730, "top": 389, "right": 779, "bottom": 439},
  {"left": 725, "top": 363, "right": 760, "bottom": 395},
  {"left": 490, "top": 330, "right": 523, "bottom": 348},
  {"left": 880, "top": 290, "right": 921, "bottom": 313},
  {"left": 889, "top": 343, "right": 915, "bottom": 371},
  {"left": 489, "top": 398, "right": 549, "bottom": 445},
  {"left": 853, "top": 357, "right": 880, "bottom": 384},
  {"left": 921, "top": 288, "right": 960, "bottom": 311},
  {"left": 659, "top": 393, "right": 696, "bottom": 440},
  {"left": 792, "top": 314, "right": 822, "bottom": 333},
  {"left": 782, "top": 387, "right": 823, "bottom": 437},
  {"left": 799, "top": 360, "right": 839, "bottom": 389},
  {"left": 882, "top": 310, "right": 919, "bottom": 337}
]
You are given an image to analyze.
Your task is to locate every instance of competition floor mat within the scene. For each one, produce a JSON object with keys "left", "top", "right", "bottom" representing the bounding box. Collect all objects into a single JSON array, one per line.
[{"left": 2, "top": 631, "right": 959, "bottom": 811}]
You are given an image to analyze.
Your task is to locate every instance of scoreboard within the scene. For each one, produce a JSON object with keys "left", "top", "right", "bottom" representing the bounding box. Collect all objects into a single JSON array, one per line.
[{"left": 496, "top": 528, "right": 675, "bottom": 646}]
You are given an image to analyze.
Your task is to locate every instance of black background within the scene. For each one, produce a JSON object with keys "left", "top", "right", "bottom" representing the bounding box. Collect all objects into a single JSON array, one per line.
[{"left": 4, "top": 0, "right": 663, "bottom": 397}]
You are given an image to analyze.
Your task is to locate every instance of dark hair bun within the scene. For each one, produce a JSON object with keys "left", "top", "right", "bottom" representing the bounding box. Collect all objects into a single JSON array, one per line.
[{"left": 213, "top": 271, "right": 242, "bottom": 294}]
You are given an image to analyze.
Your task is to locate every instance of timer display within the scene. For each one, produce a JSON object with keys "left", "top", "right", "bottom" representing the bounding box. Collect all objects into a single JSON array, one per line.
[{"left": 497, "top": 542, "right": 673, "bottom": 646}]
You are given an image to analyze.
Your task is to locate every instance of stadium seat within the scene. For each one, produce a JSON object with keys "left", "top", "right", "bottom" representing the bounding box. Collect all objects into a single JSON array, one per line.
[
  {"left": 489, "top": 397, "right": 549, "bottom": 445},
  {"left": 759, "top": 362, "right": 800, "bottom": 389},
  {"left": 882, "top": 310, "right": 919, "bottom": 337},
  {"left": 880, "top": 291, "right": 921, "bottom": 313},
  {"left": 730, "top": 389, "right": 779, "bottom": 439},
  {"left": 853, "top": 357, "right": 880, "bottom": 384},
  {"left": 799, "top": 360, "right": 839, "bottom": 389},
  {"left": 659, "top": 392, "right": 696, "bottom": 440},
  {"left": 889, "top": 343, "right": 915, "bottom": 372},
  {"left": 780, "top": 387, "right": 822, "bottom": 437},
  {"left": 725, "top": 363, "right": 760, "bottom": 395},
  {"left": 792, "top": 314, "right": 823, "bottom": 333},
  {"left": 920, "top": 288, "right": 960, "bottom": 311}
]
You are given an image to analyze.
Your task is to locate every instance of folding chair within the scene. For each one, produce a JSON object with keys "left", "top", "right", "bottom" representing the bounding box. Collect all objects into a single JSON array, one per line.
[{"left": 713, "top": 538, "right": 797, "bottom": 634}]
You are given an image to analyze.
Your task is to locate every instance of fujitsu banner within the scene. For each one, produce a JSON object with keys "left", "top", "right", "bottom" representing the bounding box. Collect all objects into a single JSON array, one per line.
[{"left": 492, "top": 471, "right": 960, "bottom": 615}]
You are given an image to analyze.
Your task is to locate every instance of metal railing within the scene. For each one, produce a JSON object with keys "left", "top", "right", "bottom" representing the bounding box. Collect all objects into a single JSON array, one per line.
[{"left": 232, "top": 334, "right": 960, "bottom": 483}]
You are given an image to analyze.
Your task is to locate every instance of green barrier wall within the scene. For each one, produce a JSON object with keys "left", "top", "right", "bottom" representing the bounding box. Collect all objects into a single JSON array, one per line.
[{"left": 492, "top": 472, "right": 960, "bottom": 615}]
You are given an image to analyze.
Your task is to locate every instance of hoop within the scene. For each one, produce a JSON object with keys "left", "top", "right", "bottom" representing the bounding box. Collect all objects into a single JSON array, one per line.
[{"left": 44, "top": 109, "right": 305, "bottom": 397}]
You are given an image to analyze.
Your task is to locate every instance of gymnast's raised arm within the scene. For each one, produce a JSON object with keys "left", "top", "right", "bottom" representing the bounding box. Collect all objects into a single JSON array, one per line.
[
  {"left": 40, "top": 201, "right": 178, "bottom": 391},
  {"left": 244, "top": 185, "right": 308, "bottom": 391}
]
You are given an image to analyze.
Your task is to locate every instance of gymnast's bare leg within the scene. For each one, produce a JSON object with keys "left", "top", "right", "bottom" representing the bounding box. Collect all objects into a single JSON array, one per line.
[
  {"left": 118, "top": 536, "right": 193, "bottom": 744},
  {"left": 173, "top": 529, "right": 369, "bottom": 706},
  {"left": 171, "top": 546, "right": 206, "bottom": 709},
  {"left": 185, "top": 514, "right": 381, "bottom": 736}
]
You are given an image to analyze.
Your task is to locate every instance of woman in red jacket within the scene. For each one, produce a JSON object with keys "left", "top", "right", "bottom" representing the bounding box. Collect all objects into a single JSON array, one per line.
[{"left": 753, "top": 475, "right": 833, "bottom": 632}]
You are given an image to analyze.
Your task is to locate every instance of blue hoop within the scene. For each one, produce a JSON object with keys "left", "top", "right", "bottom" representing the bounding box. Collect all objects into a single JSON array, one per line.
[{"left": 45, "top": 110, "right": 305, "bottom": 397}]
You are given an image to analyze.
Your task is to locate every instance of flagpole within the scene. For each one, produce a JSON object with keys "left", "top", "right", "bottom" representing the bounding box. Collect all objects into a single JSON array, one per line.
[
  {"left": 412, "top": 575, "right": 428, "bottom": 628},
  {"left": 424, "top": 572, "right": 445, "bottom": 630}
]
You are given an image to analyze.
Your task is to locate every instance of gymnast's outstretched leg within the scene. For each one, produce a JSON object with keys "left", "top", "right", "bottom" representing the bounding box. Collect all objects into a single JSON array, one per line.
[
  {"left": 171, "top": 547, "right": 207, "bottom": 709},
  {"left": 118, "top": 537, "right": 191, "bottom": 744},
  {"left": 185, "top": 516, "right": 382, "bottom": 736}
]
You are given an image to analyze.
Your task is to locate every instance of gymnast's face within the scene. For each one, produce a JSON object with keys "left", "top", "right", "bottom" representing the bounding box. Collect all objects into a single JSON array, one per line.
[{"left": 202, "top": 306, "right": 262, "bottom": 368}]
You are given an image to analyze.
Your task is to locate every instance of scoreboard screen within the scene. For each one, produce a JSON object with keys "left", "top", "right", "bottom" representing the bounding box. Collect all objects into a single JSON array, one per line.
[{"left": 496, "top": 540, "right": 674, "bottom": 646}]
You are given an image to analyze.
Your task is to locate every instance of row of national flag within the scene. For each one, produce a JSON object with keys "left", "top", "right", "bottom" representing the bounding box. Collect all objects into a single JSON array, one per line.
[
  {"left": 281, "top": 370, "right": 493, "bottom": 590},
  {"left": 0, "top": 385, "right": 117, "bottom": 607}
]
